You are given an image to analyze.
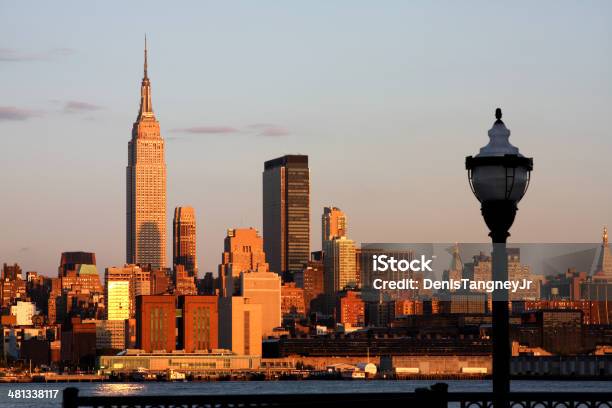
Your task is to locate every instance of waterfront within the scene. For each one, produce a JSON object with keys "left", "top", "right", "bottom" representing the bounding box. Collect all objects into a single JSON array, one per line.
[{"left": 0, "top": 381, "right": 610, "bottom": 408}]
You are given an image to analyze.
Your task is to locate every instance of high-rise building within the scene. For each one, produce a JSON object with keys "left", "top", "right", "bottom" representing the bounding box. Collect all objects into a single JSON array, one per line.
[
  {"left": 472, "top": 252, "right": 492, "bottom": 287},
  {"left": 1, "top": 263, "right": 26, "bottom": 308},
  {"left": 60, "top": 317, "right": 96, "bottom": 368},
  {"left": 26, "top": 272, "right": 50, "bottom": 317},
  {"left": 324, "top": 236, "right": 358, "bottom": 295},
  {"left": 105, "top": 265, "right": 150, "bottom": 320},
  {"left": 300, "top": 260, "right": 324, "bottom": 312},
  {"left": 218, "top": 296, "right": 262, "bottom": 355},
  {"left": 173, "top": 265, "right": 197, "bottom": 296},
  {"left": 281, "top": 283, "right": 306, "bottom": 318},
  {"left": 57, "top": 252, "right": 103, "bottom": 313},
  {"left": 322, "top": 206, "right": 347, "bottom": 243},
  {"left": 126, "top": 38, "right": 167, "bottom": 270},
  {"left": 179, "top": 295, "right": 218, "bottom": 352},
  {"left": 94, "top": 320, "right": 127, "bottom": 351},
  {"left": 507, "top": 248, "right": 538, "bottom": 300},
  {"left": 173, "top": 206, "right": 197, "bottom": 276},
  {"left": 58, "top": 252, "right": 96, "bottom": 277},
  {"left": 219, "top": 228, "right": 269, "bottom": 276},
  {"left": 48, "top": 278, "right": 64, "bottom": 324},
  {"left": 105, "top": 277, "right": 130, "bottom": 321},
  {"left": 2, "top": 263, "right": 21, "bottom": 281},
  {"left": 359, "top": 248, "right": 416, "bottom": 300},
  {"left": 442, "top": 244, "right": 463, "bottom": 291},
  {"left": 219, "top": 228, "right": 269, "bottom": 296},
  {"left": 136, "top": 295, "right": 175, "bottom": 353},
  {"left": 336, "top": 291, "right": 365, "bottom": 327},
  {"left": 262, "top": 155, "right": 310, "bottom": 279},
  {"left": 151, "top": 269, "right": 172, "bottom": 295},
  {"left": 10, "top": 301, "right": 37, "bottom": 326},
  {"left": 239, "top": 271, "right": 281, "bottom": 337}
]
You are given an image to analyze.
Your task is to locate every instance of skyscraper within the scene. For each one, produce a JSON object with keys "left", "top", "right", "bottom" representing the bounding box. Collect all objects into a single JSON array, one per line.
[
  {"left": 126, "top": 38, "right": 167, "bottom": 270},
  {"left": 262, "top": 155, "right": 310, "bottom": 279},
  {"left": 322, "top": 206, "right": 347, "bottom": 244},
  {"left": 173, "top": 206, "right": 197, "bottom": 276},
  {"left": 595, "top": 226, "right": 612, "bottom": 279},
  {"left": 219, "top": 228, "right": 269, "bottom": 275},
  {"left": 105, "top": 265, "right": 150, "bottom": 320},
  {"left": 218, "top": 296, "right": 262, "bottom": 356},
  {"left": 219, "top": 227, "right": 269, "bottom": 296},
  {"left": 239, "top": 271, "right": 281, "bottom": 337},
  {"left": 58, "top": 251, "right": 102, "bottom": 295},
  {"left": 324, "top": 236, "right": 358, "bottom": 295},
  {"left": 321, "top": 207, "right": 358, "bottom": 296},
  {"left": 442, "top": 244, "right": 463, "bottom": 290},
  {"left": 58, "top": 252, "right": 96, "bottom": 277}
]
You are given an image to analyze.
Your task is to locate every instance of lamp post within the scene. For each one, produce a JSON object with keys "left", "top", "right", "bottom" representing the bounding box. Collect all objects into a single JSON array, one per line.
[{"left": 465, "top": 109, "right": 533, "bottom": 405}]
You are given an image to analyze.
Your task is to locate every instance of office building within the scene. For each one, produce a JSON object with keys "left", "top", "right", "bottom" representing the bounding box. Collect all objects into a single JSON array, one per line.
[
  {"left": 60, "top": 317, "right": 96, "bottom": 368},
  {"left": 336, "top": 291, "right": 365, "bottom": 327},
  {"left": 472, "top": 252, "right": 493, "bottom": 287},
  {"left": 322, "top": 206, "right": 347, "bottom": 244},
  {"left": 219, "top": 296, "right": 262, "bottom": 356},
  {"left": 10, "top": 301, "right": 37, "bottom": 326},
  {"left": 300, "top": 260, "right": 324, "bottom": 312},
  {"left": 173, "top": 206, "right": 197, "bottom": 276},
  {"left": 359, "top": 247, "right": 416, "bottom": 301},
  {"left": 94, "top": 319, "right": 127, "bottom": 351},
  {"left": 57, "top": 252, "right": 103, "bottom": 318},
  {"left": 151, "top": 269, "right": 172, "bottom": 295},
  {"left": 324, "top": 236, "right": 358, "bottom": 295},
  {"left": 1, "top": 263, "right": 26, "bottom": 308},
  {"left": 443, "top": 244, "right": 463, "bottom": 287},
  {"left": 58, "top": 252, "right": 97, "bottom": 277},
  {"left": 219, "top": 228, "right": 269, "bottom": 296},
  {"left": 174, "top": 265, "right": 197, "bottom": 295},
  {"left": 507, "top": 248, "right": 538, "bottom": 300},
  {"left": 262, "top": 155, "right": 310, "bottom": 279},
  {"left": 281, "top": 282, "right": 306, "bottom": 318},
  {"left": 126, "top": 39, "right": 167, "bottom": 270},
  {"left": 105, "top": 265, "right": 151, "bottom": 320},
  {"left": 239, "top": 271, "right": 281, "bottom": 337}
]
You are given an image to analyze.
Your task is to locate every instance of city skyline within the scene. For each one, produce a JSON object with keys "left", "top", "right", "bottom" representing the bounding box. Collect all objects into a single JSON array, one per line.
[{"left": 1, "top": 1, "right": 612, "bottom": 275}]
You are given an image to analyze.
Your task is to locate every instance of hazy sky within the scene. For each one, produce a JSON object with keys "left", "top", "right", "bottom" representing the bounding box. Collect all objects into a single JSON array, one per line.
[{"left": 1, "top": 1, "right": 611, "bottom": 276}]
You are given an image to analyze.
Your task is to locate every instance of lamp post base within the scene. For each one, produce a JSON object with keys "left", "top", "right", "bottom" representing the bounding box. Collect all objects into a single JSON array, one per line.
[{"left": 481, "top": 200, "right": 515, "bottom": 408}]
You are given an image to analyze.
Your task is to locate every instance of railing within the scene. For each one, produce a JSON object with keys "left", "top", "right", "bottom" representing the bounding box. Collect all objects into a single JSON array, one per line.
[{"left": 62, "top": 384, "right": 612, "bottom": 408}]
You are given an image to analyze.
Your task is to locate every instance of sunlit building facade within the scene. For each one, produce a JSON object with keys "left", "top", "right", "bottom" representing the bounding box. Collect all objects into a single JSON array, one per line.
[
  {"left": 126, "top": 39, "right": 167, "bottom": 270},
  {"left": 173, "top": 206, "right": 197, "bottom": 276},
  {"left": 262, "top": 155, "right": 310, "bottom": 279}
]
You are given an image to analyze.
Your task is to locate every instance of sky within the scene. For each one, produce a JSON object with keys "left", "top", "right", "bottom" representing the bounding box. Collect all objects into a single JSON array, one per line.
[{"left": 1, "top": 1, "right": 611, "bottom": 276}]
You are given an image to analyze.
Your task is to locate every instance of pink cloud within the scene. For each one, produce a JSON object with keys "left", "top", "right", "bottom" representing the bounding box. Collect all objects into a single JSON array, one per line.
[
  {"left": 249, "top": 124, "right": 290, "bottom": 137},
  {"left": 0, "top": 106, "right": 42, "bottom": 121},
  {"left": 63, "top": 101, "right": 103, "bottom": 113},
  {"left": 173, "top": 126, "right": 240, "bottom": 134}
]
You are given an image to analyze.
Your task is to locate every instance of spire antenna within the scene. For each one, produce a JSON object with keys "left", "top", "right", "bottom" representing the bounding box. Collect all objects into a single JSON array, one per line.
[{"left": 144, "top": 34, "right": 148, "bottom": 79}]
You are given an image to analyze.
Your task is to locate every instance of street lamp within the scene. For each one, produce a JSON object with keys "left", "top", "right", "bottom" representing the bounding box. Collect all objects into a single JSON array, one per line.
[{"left": 465, "top": 108, "right": 533, "bottom": 404}]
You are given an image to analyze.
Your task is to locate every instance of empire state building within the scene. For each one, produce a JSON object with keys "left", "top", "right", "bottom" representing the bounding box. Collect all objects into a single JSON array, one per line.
[{"left": 126, "top": 39, "right": 167, "bottom": 269}]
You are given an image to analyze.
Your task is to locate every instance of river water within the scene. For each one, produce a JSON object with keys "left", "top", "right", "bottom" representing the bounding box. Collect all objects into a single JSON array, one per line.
[{"left": 0, "top": 380, "right": 609, "bottom": 408}]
